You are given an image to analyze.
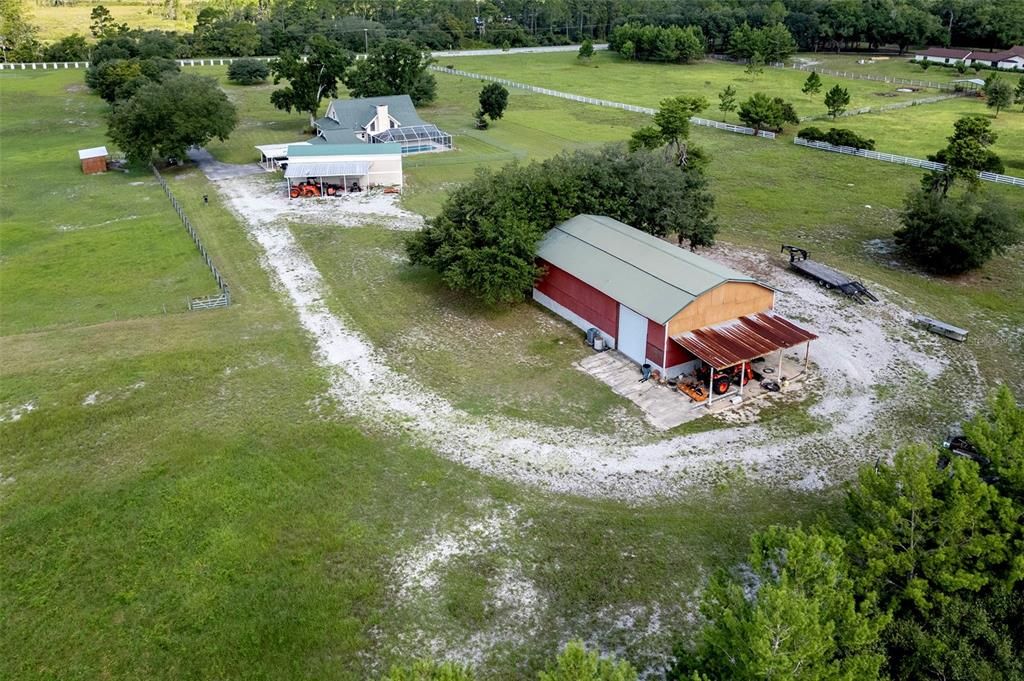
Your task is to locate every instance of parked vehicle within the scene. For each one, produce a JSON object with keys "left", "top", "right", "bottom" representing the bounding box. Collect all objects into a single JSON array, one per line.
[{"left": 695, "top": 363, "right": 753, "bottom": 395}]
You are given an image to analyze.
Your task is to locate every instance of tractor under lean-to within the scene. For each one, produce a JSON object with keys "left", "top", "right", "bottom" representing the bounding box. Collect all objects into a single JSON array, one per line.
[{"left": 695, "top": 362, "right": 753, "bottom": 395}]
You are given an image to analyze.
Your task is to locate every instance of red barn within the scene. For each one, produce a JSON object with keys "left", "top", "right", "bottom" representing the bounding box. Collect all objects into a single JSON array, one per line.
[{"left": 533, "top": 215, "right": 815, "bottom": 379}]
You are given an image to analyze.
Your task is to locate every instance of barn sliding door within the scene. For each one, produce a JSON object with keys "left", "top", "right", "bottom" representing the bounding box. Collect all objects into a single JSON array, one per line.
[{"left": 617, "top": 304, "right": 648, "bottom": 365}]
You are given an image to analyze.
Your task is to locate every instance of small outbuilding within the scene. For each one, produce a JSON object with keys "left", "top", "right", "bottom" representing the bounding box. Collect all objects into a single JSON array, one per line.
[
  {"left": 78, "top": 146, "right": 108, "bottom": 174},
  {"left": 533, "top": 215, "right": 817, "bottom": 381}
]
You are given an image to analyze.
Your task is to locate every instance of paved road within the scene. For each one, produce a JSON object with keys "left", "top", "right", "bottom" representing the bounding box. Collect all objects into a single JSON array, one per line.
[{"left": 187, "top": 147, "right": 265, "bottom": 182}]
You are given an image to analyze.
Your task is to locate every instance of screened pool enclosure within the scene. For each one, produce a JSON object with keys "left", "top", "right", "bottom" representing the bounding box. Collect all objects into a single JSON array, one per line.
[{"left": 370, "top": 124, "right": 453, "bottom": 155}]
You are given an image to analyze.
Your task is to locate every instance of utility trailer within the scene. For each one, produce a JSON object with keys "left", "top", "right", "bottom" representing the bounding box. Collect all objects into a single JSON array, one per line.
[
  {"left": 781, "top": 245, "right": 879, "bottom": 303},
  {"left": 916, "top": 316, "right": 968, "bottom": 342}
]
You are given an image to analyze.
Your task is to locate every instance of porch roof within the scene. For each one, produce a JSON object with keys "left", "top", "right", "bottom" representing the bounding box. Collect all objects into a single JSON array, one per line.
[{"left": 671, "top": 310, "right": 817, "bottom": 369}]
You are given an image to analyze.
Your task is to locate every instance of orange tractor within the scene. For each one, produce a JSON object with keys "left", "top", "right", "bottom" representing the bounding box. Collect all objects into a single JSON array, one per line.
[
  {"left": 289, "top": 182, "right": 322, "bottom": 198},
  {"left": 695, "top": 362, "right": 754, "bottom": 395}
]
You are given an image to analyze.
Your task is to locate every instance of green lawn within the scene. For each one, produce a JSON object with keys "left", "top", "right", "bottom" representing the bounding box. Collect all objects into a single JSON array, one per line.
[
  {"left": 0, "top": 70, "right": 218, "bottom": 333},
  {"left": 445, "top": 50, "right": 941, "bottom": 119}
]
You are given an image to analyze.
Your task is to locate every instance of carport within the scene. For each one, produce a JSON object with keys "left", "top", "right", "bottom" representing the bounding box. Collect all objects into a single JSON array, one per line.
[
  {"left": 284, "top": 161, "right": 370, "bottom": 198},
  {"left": 672, "top": 310, "right": 818, "bottom": 408}
]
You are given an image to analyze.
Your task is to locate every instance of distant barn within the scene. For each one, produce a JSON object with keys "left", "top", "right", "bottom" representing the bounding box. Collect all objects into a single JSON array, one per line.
[{"left": 78, "top": 146, "right": 108, "bottom": 174}]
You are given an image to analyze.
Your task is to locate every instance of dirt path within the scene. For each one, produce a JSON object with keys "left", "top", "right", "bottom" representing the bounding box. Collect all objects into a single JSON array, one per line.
[{"left": 219, "top": 175, "right": 974, "bottom": 500}]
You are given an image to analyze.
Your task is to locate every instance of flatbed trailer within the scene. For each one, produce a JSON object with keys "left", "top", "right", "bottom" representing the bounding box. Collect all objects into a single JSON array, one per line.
[{"left": 781, "top": 245, "right": 879, "bottom": 303}]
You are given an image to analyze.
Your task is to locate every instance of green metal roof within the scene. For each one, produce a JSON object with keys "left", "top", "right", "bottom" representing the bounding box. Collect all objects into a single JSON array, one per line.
[
  {"left": 536, "top": 215, "right": 765, "bottom": 324},
  {"left": 287, "top": 143, "right": 401, "bottom": 156}
]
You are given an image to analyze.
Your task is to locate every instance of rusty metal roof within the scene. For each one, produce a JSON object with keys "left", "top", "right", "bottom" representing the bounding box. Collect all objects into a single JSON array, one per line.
[{"left": 672, "top": 311, "right": 818, "bottom": 369}]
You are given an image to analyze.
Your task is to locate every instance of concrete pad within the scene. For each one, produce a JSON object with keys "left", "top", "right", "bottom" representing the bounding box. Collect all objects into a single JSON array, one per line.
[
  {"left": 577, "top": 351, "right": 705, "bottom": 431},
  {"left": 577, "top": 350, "right": 812, "bottom": 431}
]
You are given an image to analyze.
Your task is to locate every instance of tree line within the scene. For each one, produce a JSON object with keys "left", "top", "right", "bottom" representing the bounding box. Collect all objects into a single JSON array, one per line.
[{"left": 4, "top": 0, "right": 1023, "bottom": 64}]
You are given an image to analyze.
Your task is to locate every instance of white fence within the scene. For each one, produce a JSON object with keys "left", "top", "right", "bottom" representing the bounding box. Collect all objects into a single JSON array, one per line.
[
  {"left": 785, "top": 62, "right": 973, "bottom": 91},
  {"left": 0, "top": 44, "right": 607, "bottom": 71},
  {"left": 0, "top": 56, "right": 277, "bottom": 70},
  {"left": 799, "top": 93, "right": 969, "bottom": 122},
  {"left": 794, "top": 137, "right": 1024, "bottom": 187},
  {"left": 432, "top": 66, "right": 776, "bottom": 139},
  {"left": 708, "top": 53, "right": 971, "bottom": 91}
]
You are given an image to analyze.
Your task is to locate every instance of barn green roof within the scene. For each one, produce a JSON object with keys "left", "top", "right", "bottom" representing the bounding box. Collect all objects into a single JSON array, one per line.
[{"left": 536, "top": 215, "right": 765, "bottom": 324}]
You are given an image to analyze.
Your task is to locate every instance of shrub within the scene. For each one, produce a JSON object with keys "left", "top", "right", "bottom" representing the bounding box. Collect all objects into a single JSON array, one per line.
[
  {"left": 227, "top": 57, "right": 269, "bottom": 85},
  {"left": 895, "top": 188, "right": 1022, "bottom": 273},
  {"left": 797, "top": 126, "right": 827, "bottom": 142},
  {"left": 824, "top": 127, "right": 875, "bottom": 150},
  {"left": 798, "top": 127, "right": 875, "bottom": 150}
]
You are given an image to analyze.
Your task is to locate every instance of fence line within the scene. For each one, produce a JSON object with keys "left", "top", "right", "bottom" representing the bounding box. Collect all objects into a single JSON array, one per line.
[
  {"left": 0, "top": 45, "right": 603, "bottom": 71},
  {"left": 799, "top": 92, "right": 968, "bottom": 121},
  {"left": 793, "top": 137, "right": 1024, "bottom": 187},
  {"left": 431, "top": 66, "right": 777, "bottom": 139},
  {"left": 707, "top": 53, "right": 973, "bottom": 91},
  {"left": 151, "top": 165, "right": 233, "bottom": 309},
  {"left": 0, "top": 56, "right": 277, "bottom": 70}
]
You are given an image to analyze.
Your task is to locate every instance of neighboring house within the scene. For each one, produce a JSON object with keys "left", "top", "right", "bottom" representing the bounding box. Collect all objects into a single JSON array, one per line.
[
  {"left": 978, "top": 45, "right": 1024, "bottom": 70},
  {"left": 913, "top": 47, "right": 974, "bottom": 65},
  {"left": 914, "top": 45, "right": 1024, "bottom": 70},
  {"left": 256, "top": 94, "right": 452, "bottom": 177},
  {"left": 533, "top": 215, "right": 816, "bottom": 379},
  {"left": 314, "top": 95, "right": 452, "bottom": 154}
]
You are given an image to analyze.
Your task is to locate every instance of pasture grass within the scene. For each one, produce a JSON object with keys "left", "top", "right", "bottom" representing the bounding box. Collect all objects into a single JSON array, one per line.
[
  {"left": 446, "top": 50, "right": 941, "bottom": 119},
  {"left": 1, "top": 66, "right": 839, "bottom": 679},
  {"left": 0, "top": 69, "right": 217, "bottom": 333},
  {"left": 3, "top": 56, "right": 1023, "bottom": 680},
  {"left": 29, "top": 2, "right": 195, "bottom": 41},
  {"left": 813, "top": 97, "right": 1024, "bottom": 172}
]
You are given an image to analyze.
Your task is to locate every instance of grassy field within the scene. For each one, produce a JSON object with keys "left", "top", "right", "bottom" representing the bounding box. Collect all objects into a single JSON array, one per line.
[
  {"left": 1, "top": 65, "right": 841, "bottom": 680},
  {"left": 445, "top": 50, "right": 941, "bottom": 119},
  {"left": 792, "top": 52, "right": 963, "bottom": 80},
  {"left": 822, "top": 97, "right": 1024, "bottom": 171},
  {"left": 0, "top": 70, "right": 217, "bottom": 333},
  {"left": 3, "top": 56, "right": 1023, "bottom": 680},
  {"left": 29, "top": 1, "right": 195, "bottom": 41}
]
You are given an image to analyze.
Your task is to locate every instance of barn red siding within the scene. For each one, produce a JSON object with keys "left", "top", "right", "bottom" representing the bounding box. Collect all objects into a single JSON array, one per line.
[
  {"left": 646, "top": 319, "right": 665, "bottom": 365},
  {"left": 666, "top": 338, "right": 695, "bottom": 367},
  {"left": 535, "top": 259, "right": 619, "bottom": 336},
  {"left": 81, "top": 156, "right": 107, "bottom": 174}
]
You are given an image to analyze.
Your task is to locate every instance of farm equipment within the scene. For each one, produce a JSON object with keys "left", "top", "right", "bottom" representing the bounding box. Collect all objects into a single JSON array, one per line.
[
  {"left": 940, "top": 432, "right": 999, "bottom": 482},
  {"left": 781, "top": 245, "right": 879, "bottom": 303},
  {"left": 695, "top": 363, "right": 753, "bottom": 395},
  {"left": 289, "top": 181, "right": 322, "bottom": 198},
  {"left": 916, "top": 316, "right": 968, "bottom": 342},
  {"left": 678, "top": 382, "right": 709, "bottom": 402}
]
